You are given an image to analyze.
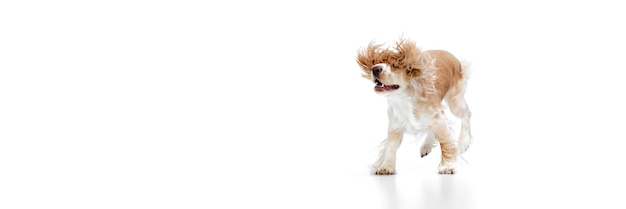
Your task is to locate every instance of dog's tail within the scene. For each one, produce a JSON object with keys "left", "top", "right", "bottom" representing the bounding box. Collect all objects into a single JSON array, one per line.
[{"left": 460, "top": 59, "right": 473, "bottom": 81}]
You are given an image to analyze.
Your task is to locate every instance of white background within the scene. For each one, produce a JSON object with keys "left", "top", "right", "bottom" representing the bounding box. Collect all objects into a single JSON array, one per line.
[{"left": 2, "top": 0, "right": 625, "bottom": 208}]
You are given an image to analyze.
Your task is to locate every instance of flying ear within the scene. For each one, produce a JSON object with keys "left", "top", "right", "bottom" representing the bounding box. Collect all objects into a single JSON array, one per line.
[
  {"left": 356, "top": 41, "right": 395, "bottom": 75},
  {"left": 356, "top": 42, "right": 383, "bottom": 73},
  {"left": 394, "top": 39, "right": 421, "bottom": 68}
]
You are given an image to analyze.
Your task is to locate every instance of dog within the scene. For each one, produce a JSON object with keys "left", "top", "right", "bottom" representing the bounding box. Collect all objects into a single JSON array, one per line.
[{"left": 356, "top": 38, "right": 472, "bottom": 174}]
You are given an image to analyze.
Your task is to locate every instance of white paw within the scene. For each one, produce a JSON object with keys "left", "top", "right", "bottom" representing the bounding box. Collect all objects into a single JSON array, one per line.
[
  {"left": 438, "top": 162, "right": 456, "bottom": 174},
  {"left": 373, "top": 165, "right": 396, "bottom": 175},
  {"left": 420, "top": 137, "right": 437, "bottom": 158},
  {"left": 420, "top": 142, "right": 434, "bottom": 158}
]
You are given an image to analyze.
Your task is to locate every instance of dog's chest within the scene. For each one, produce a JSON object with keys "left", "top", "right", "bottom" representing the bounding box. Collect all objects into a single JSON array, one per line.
[{"left": 387, "top": 96, "right": 425, "bottom": 133}]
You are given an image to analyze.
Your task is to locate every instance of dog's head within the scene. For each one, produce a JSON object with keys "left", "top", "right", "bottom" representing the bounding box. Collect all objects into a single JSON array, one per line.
[{"left": 356, "top": 39, "right": 422, "bottom": 95}]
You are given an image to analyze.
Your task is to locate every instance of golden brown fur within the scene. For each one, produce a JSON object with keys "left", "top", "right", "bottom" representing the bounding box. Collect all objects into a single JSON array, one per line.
[{"left": 356, "top": 38, "right": 472, "bottom": 174}]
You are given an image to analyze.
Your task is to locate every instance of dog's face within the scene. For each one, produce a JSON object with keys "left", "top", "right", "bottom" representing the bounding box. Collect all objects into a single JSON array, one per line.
[
  {"left": 356, "top": 39, "right": 422, "bottom": 95},
  {"left": 370, "top": 63, "right": 406, "bottom": 93}
]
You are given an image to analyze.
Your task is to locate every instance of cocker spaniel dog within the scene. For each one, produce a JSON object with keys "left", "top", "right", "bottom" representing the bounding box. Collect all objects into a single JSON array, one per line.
[{"left": 356, "top": 38, "right": 472, "bottom": 174}]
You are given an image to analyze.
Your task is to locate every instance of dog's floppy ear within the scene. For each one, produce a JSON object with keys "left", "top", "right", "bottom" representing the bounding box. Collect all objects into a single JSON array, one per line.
[
  {"left": 356, "top": 41, "right": 394, "bottom": 77},
  {"left": 393, "top": 38, "right": 422, "bottom": 78},
  {"left": 394, "top": 39, "right": 421, "bottom": 67},
  {"left": 356, "top": 42, "right": 382, "bottom": 70}
]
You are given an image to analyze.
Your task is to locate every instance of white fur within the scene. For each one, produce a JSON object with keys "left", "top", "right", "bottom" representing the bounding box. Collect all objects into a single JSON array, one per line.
[{"left": 386, "top": 92, "right": 425, "bottom": 134}]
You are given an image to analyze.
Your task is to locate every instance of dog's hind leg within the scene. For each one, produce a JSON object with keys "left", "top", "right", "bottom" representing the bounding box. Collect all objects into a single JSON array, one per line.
[{"left": 446, "top": 81, "right": 472, "bottom": 154}]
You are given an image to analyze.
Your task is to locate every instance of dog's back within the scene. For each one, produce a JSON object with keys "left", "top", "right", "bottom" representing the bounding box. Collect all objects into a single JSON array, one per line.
[{"left": 419, "top": 50, "right": 465, "bottom": 102}]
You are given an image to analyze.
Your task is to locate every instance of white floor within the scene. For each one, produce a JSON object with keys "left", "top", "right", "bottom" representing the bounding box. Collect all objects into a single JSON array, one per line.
[{"left": 2, "top": 1, "right": 626, "bottom": 208}]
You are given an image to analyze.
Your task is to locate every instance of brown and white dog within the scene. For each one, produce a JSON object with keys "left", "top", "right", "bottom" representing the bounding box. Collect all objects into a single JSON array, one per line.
[{"left": 356, "top": 38, "right": 472, "bottom": 174}]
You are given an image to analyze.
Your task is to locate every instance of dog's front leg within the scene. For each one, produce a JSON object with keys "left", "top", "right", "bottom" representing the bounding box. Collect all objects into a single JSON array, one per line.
[{"left": 373, "top": 127, "right": 404, "bottom": 175}]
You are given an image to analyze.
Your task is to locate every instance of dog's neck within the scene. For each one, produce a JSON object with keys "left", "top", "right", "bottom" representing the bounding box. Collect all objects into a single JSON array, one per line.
[{"left": 384, "top": 88, "right": 413, "bottom": 102}]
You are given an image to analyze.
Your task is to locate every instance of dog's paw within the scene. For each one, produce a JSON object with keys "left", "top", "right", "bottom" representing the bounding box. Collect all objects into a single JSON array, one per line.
[
  {"left": 438, "top": 162, "right": 455, "bottom": 174},
  {"left": 420, "top": 143, "right": 433, "bottom": 158},
  {"left": 420, "top": 137, "right": 437, "bottom": 158},
  {"left": 373, "top": 166, "right": 396, "bottom": 175}
]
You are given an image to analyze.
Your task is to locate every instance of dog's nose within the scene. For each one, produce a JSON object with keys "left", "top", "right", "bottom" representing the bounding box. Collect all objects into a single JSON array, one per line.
[{"left": 372, "top": 66, "right": 382, "bottom": 77}]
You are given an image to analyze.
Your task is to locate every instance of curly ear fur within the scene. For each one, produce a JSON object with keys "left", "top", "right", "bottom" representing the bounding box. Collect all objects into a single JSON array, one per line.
[
  {"left": 356, "top": 42, "right": 395, "bottom": 78},
  {"left": 355, "top": 38, "right": 423, "bottom": 78},
  {"left": 392, "top": 40, "right": 438, "bottom": 101},
  {"left": 394, "top": 39, "right": 422, "bottom": 78}
]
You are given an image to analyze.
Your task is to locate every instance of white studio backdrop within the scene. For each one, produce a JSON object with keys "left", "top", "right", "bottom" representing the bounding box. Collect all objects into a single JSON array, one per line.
[{"left": 1, "top": 0, "right": 625, "bottom": 208}]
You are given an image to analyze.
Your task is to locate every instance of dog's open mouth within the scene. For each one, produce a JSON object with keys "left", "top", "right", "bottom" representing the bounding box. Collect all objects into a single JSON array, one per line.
[{"left": 374, "top": 79, "right": 400, "bottom": 91}]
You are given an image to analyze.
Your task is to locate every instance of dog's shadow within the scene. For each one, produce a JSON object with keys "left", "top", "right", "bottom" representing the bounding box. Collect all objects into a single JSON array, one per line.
[
  {"left": 374, "top": 173, "right": 473, "bottom": 209},
  {"left": 374, "top": 175, "right": 400, "bottom": 209}
]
